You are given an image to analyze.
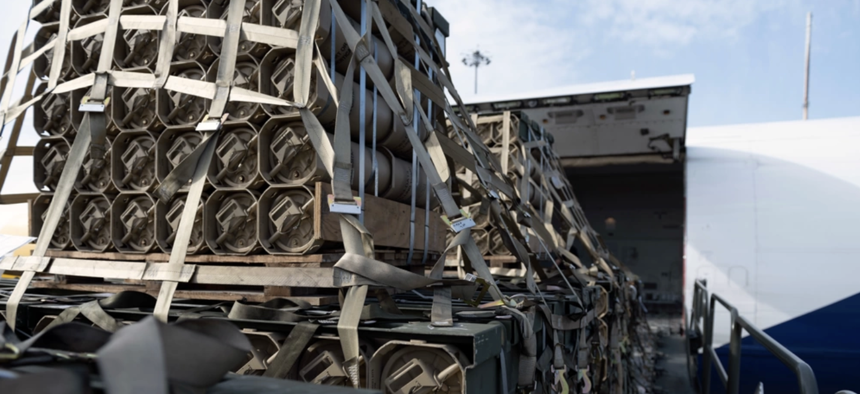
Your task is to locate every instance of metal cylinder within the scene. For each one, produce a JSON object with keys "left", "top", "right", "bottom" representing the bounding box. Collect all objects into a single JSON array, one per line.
[
  {"left": 258, "top": 119, "right": 425, "bottom": 206},
  {"left": 473, "top": 227, "right": 491, "bottom": 255},
  {"left": 467, "top": 203, "right": 491, "bottom": 229},
  {"left": 72, "top": 0, "right": 113, "bottom": 16},
  {"left": 71, "top": 193, "right": 114, "bottom": 252},
  {"left": 33, "top": 23, "right": 75, "bottom": 82},
  {"left": 507, "top": 172, "right": 543, "bottom": 207},
  {"left": 111, "top": 131, "right": 158, "bottom": 192},
  {"left": 71, "top": 15, "right": 107, "bottom": 76},
  {"left": 165, "top": 0, "right": 216, "bottom": 65},
  {"left": 314, "top": 73, "right": 429, "bottom": 160},
  {"left": 379, "top": 346, "right": 463, "bottom": 394},
  {"left": 338, "top": 1, "right": 417, "bottom": 62},
  {"left": 476, "top": 121, "right": 503, "bottom": 147},
  {"left": 155, "top": 192, "right": 207, "bottom": 254},
  {"left": 125, "top": 1, "right": 168, "bottom": 11},
  {"left": 258, "top": 119, "right": 328, "bottom": 186},
  {"left": 258, "top": 48, "right": 299, "bottom": 117},
  {"left": 207, "top": 122, "right": 263, "bottom": 189},
  {"left": 157, "top": 62, "right": 210, "bottom": 128},
  {"left": 112, "top": 84, "right": 164, "bottom": 133},
  {"left": 34, "top": 137, "right": 70, "bottom": 192},
  {"left": 234, "top": 331, "right": 286, "bottom": 376},
  {"left": 155, "top": 128, "right": 204, "bottom": 191},
  {"left": 524, "top": 178, "right": 543, "bottom": 207},
  {"left": 207, "top": 0, "right": 270, "bottom": 59},
  {"left": 529, "top": 145, "right": 552, "bottom": 165},
  {"left": 298, "top": 339, "right": 375, "bottom": 388},
  {"left": 207, "top": 55, "right": 266, "bottom": 123},
  {"left": 524, "top": 156, "right": 543, "bottom": 183},
  {"left": 349, "top": 139, "right": 393, "bottom": 198},
  {"left": 257, "top": 185, "right": 317, "bottom": 255},
  {"left": 518, "top": 148, "right": 539, "bottom": 180},
  {"left": 34, "top": 84, "right": 76, "bottom": 138},
  {"left": 259, "top": 49, "right": 373, "bottom": 126},
  {"left": 375, "top": 108, "right": 429, "bottom": 161},
  {"left": 379, "top": 147, "right": 431, "bottom": 207},
  {"left": 269, "top": 0, "right": 302, "bottom": 29},
  {"left": 110, "top": 192, "right": 156, "bottom": 253},
  {"left": 316, "top": 3, "right": 395, "bottom": 82},
  {"left": 31, "top": 193, "right": 72, "bottom": 250},
  {"left": 488, "top": 227, "right": 507, "bottom": 256},
  {"left": 32, "top": 0, "right": 75, "bottom": 24},
  {"left": 114, "top": 5, "right": 162, "bottom": 70},
  {"left": 492, "top": 141, "right": 526, "bottom": 174},
  {"left": 259, "top": 49, "right": 426, "bottom": 159},
  {"left": 75, "top": 137, "right": 115, "bottom": 193},
  {"left": 205, "top": 190, "right": 260, "bottom": 255}
]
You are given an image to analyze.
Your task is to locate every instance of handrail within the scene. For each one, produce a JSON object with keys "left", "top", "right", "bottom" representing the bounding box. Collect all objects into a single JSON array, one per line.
[{"left": 688, "top": 279, "right": 819, "bottom": 394}]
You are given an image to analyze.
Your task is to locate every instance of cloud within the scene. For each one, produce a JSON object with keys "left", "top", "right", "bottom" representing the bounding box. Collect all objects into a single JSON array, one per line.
[
  {"left": 579, "top": 0, "right": 792, "bottom": 46},
  {"left": 431, "top": 0, "right": 584, "bottom": 101},
  {"left": 431, "top": 0, "right": 790, "bottom": 101}
]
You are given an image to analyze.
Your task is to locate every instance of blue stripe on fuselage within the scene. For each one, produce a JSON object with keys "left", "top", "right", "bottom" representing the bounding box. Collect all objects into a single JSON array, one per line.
[{"left": 699, "top": 292, "right": 860, "bottom": 393}]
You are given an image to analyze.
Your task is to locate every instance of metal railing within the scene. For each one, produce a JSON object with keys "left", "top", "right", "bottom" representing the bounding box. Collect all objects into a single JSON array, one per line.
[{"left": 688, "top": 279, "right": 819, "bottom": 394}]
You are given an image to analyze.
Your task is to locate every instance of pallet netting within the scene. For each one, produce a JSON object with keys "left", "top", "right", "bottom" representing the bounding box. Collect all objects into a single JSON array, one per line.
[{"left": 0, "top": 0, "right": 656, "bottom": 392}]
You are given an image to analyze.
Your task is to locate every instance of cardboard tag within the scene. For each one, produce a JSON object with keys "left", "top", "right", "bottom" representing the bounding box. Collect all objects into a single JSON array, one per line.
[{"left": 450, "top": 217, "right": 475, "bottom": 232}]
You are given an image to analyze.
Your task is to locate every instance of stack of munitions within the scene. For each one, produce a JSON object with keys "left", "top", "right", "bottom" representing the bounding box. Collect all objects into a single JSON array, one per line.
[
  {"left": 0, "top": 0, "right": 657, "bottom": 393},
  {"left": 30, "top": 0, "right": 439, "bottom": 257},
  {"left": 446, "top": 110, "right": 659, "bottom": 393},
  {"left": 453, "top": 112, "right": 551, "bottom": 259},
  {"left": 449, "top": 112, "right": 603, "bottom": 268}
]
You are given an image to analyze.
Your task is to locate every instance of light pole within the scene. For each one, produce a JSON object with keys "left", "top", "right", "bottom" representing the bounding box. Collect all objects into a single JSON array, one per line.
[
  {"left": 803, "top": 12, "right": 812, "bottom": 120},
  {"left": 462, "top": 50, "right": 491, "bottom": 94}
]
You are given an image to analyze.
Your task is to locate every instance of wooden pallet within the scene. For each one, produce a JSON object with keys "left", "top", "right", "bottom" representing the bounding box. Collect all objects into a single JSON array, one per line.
[
  {"left": 44, "top": 249, "right": 439, "bottom": 267},
  {"left": 23, "top": 250, "right": 437, "bottom": 304}
]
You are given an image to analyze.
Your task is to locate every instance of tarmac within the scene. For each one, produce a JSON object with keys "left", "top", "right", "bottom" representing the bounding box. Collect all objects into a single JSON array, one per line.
[{"left": 651, "top": 316, "right": 697, "bottom": 394}]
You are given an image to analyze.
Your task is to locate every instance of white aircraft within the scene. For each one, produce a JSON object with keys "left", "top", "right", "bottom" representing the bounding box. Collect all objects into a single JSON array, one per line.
[{"left": 468, "top": 74, "right": 860, "bottom": 393}]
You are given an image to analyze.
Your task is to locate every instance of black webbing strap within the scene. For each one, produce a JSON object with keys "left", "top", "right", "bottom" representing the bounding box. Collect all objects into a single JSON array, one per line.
[
  {"left": 536, "top": 347, "right": 553, "bottom": 391},
  {"left": 228, "top": 298, "right": 313, "bottom": 322},
  {"left": 208, "top": 373, "right": 380, "bottom": 393},
  {"left": 44, "top": 291, "right": 156, "bottom": 332},
  {"left": 0, "top": 367, "right": 89, "bottom": 394},
  {"left": 373, "top": 289, "right": 403, "bottom": 315},
  {"left": 537, "top": 304, "right": 597, "bottom": 332},
  {"left": 176, "top": 302, "right": 231, "bottom": 321},
  {"left": 0, "top": 322, "right": 108, "bottom": 394},
  {"left": 0, "top": 321, "right": 16, "bottom": 345},
  {"left": 508, "top": 306, "right": 537, "bottom": 388},
  {"left": 1, "top": 316, "right": 253, "bottom": 394},
  {"left": 6, "top": 321, "right": 111, "bottom": 354},
  {"left": 96, "top": 317, "right": 251, "bottom": 394},
  {"left": 262, "top": 321, "right": 320, "bottom": 380},
  {"left": 329, "top": 303, "right": 417, "bottom": 321}
]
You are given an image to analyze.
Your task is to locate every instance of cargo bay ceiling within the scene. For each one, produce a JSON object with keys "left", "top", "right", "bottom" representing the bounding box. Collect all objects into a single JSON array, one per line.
[{"left": 464, "top": 74, "right": 693, "bottom": 161}]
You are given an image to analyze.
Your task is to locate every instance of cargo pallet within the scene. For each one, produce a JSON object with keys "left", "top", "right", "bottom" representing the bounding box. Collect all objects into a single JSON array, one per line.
[
  {"left": 0, "top": 0, "right": 655, "bottom": 393},
  {"left": 4, "top": 275, "right": 649, "bottom": 394},
  {"left": 28, "top": 249, "right": 436, "bottom": 304}
]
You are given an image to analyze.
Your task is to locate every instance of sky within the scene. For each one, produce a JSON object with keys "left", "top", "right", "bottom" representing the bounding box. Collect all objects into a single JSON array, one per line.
[
  {"left": 431, "top": 0, "right": 860, "bottom": 127},
  {"left": 0, "top": 1, "right": 856, "bottom": 130},
  {"left": 0, "top": 1, "right": 854, "bottom": 207}
]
